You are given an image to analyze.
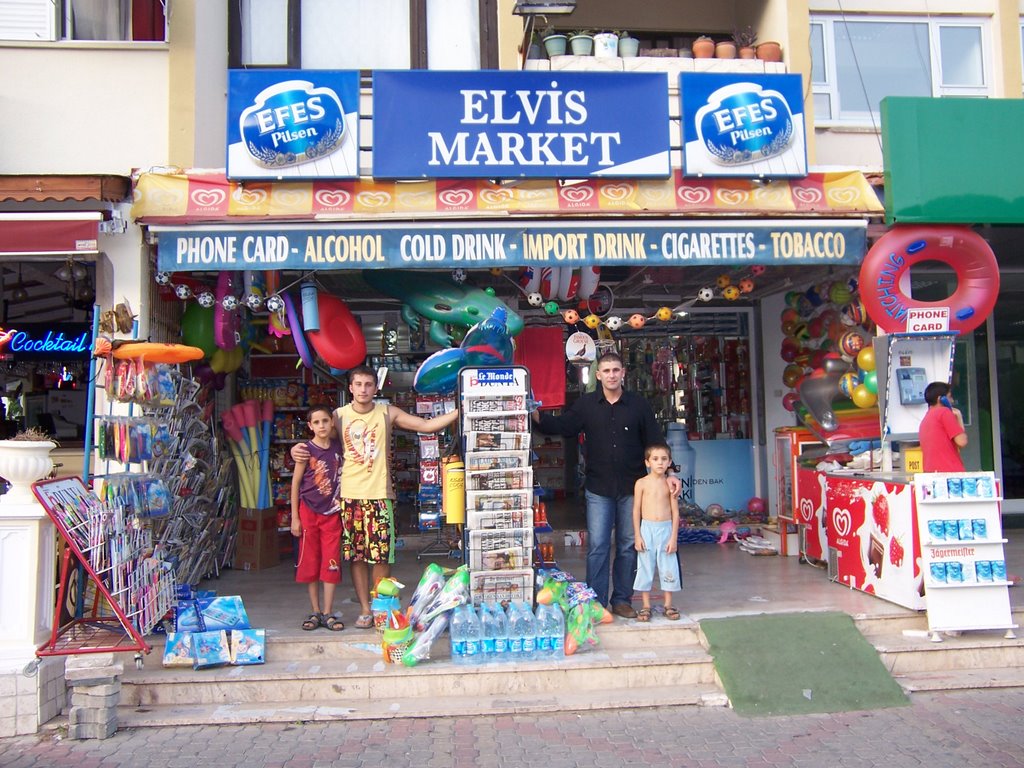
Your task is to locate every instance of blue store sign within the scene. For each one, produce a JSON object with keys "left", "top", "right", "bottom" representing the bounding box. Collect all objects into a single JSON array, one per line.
[
  {"left": 154, "top": 220, "right": 866, "bottom": 272},
  {"left": 681, "top": 73, "right": 807, "bottom": 178},
  {"left": 372, "top": 71, "right": 671, "bottom": 180},
  {"left": 227, "top": 70, "right": 360, "bottom": 180}
]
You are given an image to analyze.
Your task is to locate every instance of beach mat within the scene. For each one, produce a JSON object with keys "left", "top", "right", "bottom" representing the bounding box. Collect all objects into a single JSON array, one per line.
[{"left": 700, "top": 611, "right": 909, "bottom": 716}]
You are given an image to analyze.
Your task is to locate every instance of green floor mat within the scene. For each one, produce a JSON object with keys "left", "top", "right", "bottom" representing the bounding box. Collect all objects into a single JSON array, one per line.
[{"left": 700, "top": 611, "right": 910, "bottom": 716}]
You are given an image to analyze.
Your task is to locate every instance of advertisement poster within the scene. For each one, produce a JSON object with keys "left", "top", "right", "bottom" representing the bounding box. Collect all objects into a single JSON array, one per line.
[
  {"left": 372, "top": 70, "right": 670, "bottom": 179},
  {"left": 825, "top": 476, "right": 924, "bottom": 610},
  {"left": 227, "top": 70, "right": 360, "bottom": 180},
  {"left": 681, "top": 72, "right": 807, "bottom": 178}
]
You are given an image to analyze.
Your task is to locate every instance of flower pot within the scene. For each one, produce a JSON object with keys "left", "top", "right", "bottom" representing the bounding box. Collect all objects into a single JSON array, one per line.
[
  {"left": 756, "top": 41, "right": 782, "bottom": 62},
  {"left": 527, "top": 42, "right": 543, "bottom": 60},
  {"left": 0, "top": 440, "right": 55, "bottom": 506},
  {"left": 692, "top": 38, "right": 715, "bottom": 59},
  {"left": 543, "top": 34, "right": 567, "bottom": 58},
  {"left": 738, "top": 46, "right": 756, "bottom": 59},
  {"left": 618, "top": 36, "right": 640, "bottom": 58},
  {"left": 715, "top": 41, "right": 737, "bottom": 59},
  {"left": 569, "top": 34, "right": 594, "bottom": 56},
  {"left": 593, "top": 32, "right": 619, "bottom": 58}
]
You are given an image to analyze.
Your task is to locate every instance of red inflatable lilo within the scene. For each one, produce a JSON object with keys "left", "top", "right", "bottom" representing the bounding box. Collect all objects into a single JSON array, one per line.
[{"left": 859, "top": 225, "right": 999, "bottom": 335}]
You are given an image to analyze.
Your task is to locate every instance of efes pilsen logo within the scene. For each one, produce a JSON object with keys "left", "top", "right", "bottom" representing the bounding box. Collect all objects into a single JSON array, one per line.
[
  {"left": 695, "top": 82, "right": 794, "bottom": 165},
  {"left": 240, "top": 80, "right": 347, "bottom": 168}
]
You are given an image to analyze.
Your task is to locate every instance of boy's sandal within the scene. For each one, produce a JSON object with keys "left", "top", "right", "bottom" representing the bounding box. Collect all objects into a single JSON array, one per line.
[
  {"left": 302, "top": 613, "right": 324, "bottom": 631},
  {"left": 354, "top": 614, "right": 374, "bottom": 629},
  {"left": 664, "top": 606, "right": 681, "bottom": 621},
  {"left": 324, "top": 615, "right": 345, "bottom": 631},
  {"left": 637, "top": 607, "right": 652, "bottom": 622}
]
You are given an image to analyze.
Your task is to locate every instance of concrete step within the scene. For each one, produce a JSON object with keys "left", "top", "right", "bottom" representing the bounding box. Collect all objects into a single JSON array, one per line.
[
  {"left": 117, "top": 683, "right": 728, "bottom": 727},
  {"left": 119, "top": 641, "right": 718, "bottom": 708},
  {"left": 868, "top": 627, "right": 1024, "bottom": 676},
  {"left": 894, "top": 666, "right": 1024, "bottom": 693}
]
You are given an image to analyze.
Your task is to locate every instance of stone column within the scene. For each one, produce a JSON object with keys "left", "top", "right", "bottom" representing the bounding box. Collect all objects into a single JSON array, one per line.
[{"left": 0, "top": 493, "right": 63, "bottom": 736}]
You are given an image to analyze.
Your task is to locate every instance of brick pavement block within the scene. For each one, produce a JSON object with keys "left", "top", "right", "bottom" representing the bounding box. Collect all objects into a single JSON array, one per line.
[
  {"left": 68, "top": 719, "right": 118, "bottom": 740},
  {"left": 68, "top": 704, "right": 118, "bottom": 726},
  {"left": 65, "top": 653, "right": 117, "bottom": 669}
]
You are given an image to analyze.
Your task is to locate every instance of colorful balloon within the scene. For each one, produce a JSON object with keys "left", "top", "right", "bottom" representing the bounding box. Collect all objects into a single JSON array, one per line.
[
  {"left": 829, "top": 282, "right": 853, "bottom": 305},
  {"left": 782, "top": 392, "right": 800, "bottom": 412},
  {"left": 856, "top": 346, "right": 876, "bottom": 372},
  {"left": 863, "top": 369, "right": 878, "bottom": 394},
  {"left": 838, "top": 372, "right": 859, "bottom": 398},
  {"left": 851, "top": 383, "right": 877, "bottom": 408},
  {"left": 181, "top": 303, "right": 217, "bottom": 358}
]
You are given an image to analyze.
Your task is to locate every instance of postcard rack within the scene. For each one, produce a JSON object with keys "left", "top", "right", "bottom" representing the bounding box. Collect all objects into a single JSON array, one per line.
[{"left": 32, "top": 476, "right": 176, "bottom": 665}]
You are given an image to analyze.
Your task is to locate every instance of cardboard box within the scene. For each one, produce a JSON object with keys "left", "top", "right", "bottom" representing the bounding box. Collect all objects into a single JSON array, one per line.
[{"left": 235, "top": 507, "right": 279, "bottom": 570}]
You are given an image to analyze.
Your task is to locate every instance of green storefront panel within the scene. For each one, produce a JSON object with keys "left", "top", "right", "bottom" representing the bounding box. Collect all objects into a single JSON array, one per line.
[{"left": 882, "top": 97, "right": 1024, "bottom": 225}]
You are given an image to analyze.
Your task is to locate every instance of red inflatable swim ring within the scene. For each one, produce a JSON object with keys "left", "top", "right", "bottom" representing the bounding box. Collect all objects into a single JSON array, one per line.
[
  {"left": 859, "top": 225, "right": 999, "bottom": 335},
  {"left": 306, "top": 293, "right": 367, "bottom": 371}
]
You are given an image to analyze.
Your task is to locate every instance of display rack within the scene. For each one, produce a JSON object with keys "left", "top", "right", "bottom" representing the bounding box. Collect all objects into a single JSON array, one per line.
[
  {"left": 458, "top": 366, "right": 535, "bottom": 606},
  {"left": 914, "top": 471, "right": 1017, "bottom": 641},
  {"left": 32, "top": 476, "right": 176, "bottom": 665}
]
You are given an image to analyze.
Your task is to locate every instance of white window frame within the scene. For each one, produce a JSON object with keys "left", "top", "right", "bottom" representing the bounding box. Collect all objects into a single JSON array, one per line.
[
  {"left": 0, "top": 0, "right": 168, "bottom": 43},
  {"left": 811, "top": 14, "right": 991, "bottom": 128}
]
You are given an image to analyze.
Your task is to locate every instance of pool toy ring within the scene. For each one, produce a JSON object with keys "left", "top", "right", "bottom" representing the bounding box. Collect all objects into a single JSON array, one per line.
[{"left": 859, "top": 225, "right": 999, "bottom": 335}]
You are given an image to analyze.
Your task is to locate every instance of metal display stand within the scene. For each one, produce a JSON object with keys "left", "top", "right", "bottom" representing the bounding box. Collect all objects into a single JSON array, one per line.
[
  {"left": 458, "top": 365, "right": 535, "bottom": 606},
  {"left": 32, "top": 477, "right": 176, "bottom": 667}
]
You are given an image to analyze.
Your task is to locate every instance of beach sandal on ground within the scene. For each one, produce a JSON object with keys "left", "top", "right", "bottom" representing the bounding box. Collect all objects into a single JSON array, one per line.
[
  {"left": 302, "top": 613, "right": 324, "bottom": 631},
  {"left": 664, "top": 606, "right": 680, "bottom": 621},
  {"left": 637, "top": 607, "right": 652, "bottom": 622},
  {"left": 324, "top": 614, "right": 345, "bottom": 631},
  {"left": 354, "top": 614, "right": 374, "bottom": 629}
]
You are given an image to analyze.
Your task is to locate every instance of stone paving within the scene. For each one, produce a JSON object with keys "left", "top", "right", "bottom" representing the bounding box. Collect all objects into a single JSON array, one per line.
[{"left": 3, "top": 688, "right": 1024, "bottom": 768}]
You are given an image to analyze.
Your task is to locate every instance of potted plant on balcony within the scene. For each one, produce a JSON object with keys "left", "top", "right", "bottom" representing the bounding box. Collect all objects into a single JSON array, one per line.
[
  {"left": 617, "top": 30, "right": 640, "bottom": 58},
  {"left": 756, "top": 39, "right": 783, "bottom": 62},
  {"left": 692, "top": 35, "right": 715, "bottom": 59},
  {"left": 568, "top": 30, "right": 594, "bottom": 56},
  {"left": 715, "top": 38, "right": 737, "bottom": 59},
  {"left": 733, "top": 26, "right": 757, "bottom": 59},
  {"left": 593, "top": 30, "right": 619, "bottom": 58},
  {"left": 541, "top": 26, "right": 568, "bottom": 58}
]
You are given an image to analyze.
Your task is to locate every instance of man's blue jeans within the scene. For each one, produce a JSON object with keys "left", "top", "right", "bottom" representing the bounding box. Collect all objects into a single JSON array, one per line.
[{"left": 584, "top": 490, "right": 637, "bottom": 607}]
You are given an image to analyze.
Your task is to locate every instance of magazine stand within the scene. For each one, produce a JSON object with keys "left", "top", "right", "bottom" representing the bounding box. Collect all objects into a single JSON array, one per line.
[
  {"left": 32, "top": 476, "right": 176, "bottom": 667},
  {"left": 458, "top": 366, "right": 535, "bottom": 606}
]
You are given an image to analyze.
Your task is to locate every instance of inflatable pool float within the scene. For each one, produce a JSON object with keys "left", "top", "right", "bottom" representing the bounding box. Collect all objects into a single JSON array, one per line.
[{"left": 306, "top": 292, "right": 367, "bottom": 371}]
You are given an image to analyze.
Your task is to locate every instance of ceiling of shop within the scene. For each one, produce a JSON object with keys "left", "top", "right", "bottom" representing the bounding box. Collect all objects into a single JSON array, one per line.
[{"left": 0, "top": 260, "right": 96, "bottom": 324}]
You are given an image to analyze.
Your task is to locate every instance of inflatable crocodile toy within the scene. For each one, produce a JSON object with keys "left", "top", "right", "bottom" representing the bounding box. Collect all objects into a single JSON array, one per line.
[{"left": 362, "top": 270, "right": 524, "bottom": 347}]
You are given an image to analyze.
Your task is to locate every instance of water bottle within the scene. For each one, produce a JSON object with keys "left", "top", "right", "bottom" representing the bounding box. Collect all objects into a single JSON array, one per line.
[
  {"left": 548, "top": 603, "right": 565, "bottom": 659},
  {"left": 507, "top": 602, "right": 525, "bottom": 659},
  {"left": 492, "top": 603, "right": 509, "bottom": 663},
  {"left": 480, "top": 603, "right": 497, "bottom": 662},
  {"left": 449, "top": 604, "right": 468, "bottom": 664},
  {"left": 464, "top": 605, "right": 483, "bottom": 665},
  {"left": 534, "top": 604, "right": 551, "bottom": 659},
  {"left": 666, "top": 423, "right": 696, "bottom": 506},
  {"left": 520, "top": 601, "right": 537, "bottom": 661}
]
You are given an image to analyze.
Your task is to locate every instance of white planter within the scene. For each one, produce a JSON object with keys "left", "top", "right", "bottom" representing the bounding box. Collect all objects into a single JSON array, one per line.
[
  {"left": 593, "top": 32, "right": 619, "bottom": 58},
  {"left": 0, "top": 441, "right": 55, "bottom": 506}
]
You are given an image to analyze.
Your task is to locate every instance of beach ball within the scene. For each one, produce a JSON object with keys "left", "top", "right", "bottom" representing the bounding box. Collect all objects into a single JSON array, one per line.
[
  {"left": 628, "top": 313, "right": 646, "bottom": 329},
  {"left": 747, "top": 497, "right": 766, "bottom": 515},
  {"left": 604, "top": 315, "right": 622, "bottom": 331},
  {"left": 723, "top": 286, "right": 740, "bottom": 300},
  {"left": 842, "top": 299, "right": 867, "bottom": 326},
  {"left": 584, "top": 314, "right": 602, "bottom": 329},
  {"left": 780, "top": 308, "right": 799, "bottom": 325},
  {"left": 527, "top": 292, "right": 544, "bottom": 307},
  {"left": 706, "top": 503, "right": 725, "bottom": 518},
  {"left": 716, "top": 274, "right": 732, "bottom": 289},
  {"left": 805, "top": 286, "right": 824, "bottom": 307},
  {"left": 838, "top": 330, "right": 865, "bottom": 357},
  {"left": 782, "top": 392, "right": 800, "bottom": 411},
  {"left": 856, "top": 346, "right": 876, "bottom": 372},
  {"left": 751, "top": 265, "right": 766, "bottom": 276},
  {"left": 697, "top": 287, "right": 715, "bottom": 302},
  {"left": 863, "top": 370, "right": 878, "bottom": 394},
  {"left": 830, "top": 281, "right": 853, "bottom": 305},
  {"left": 839, "top": 372, "right": 860, "bottom": 398},
  {"left": 783, "top": 364, "right": 803, "bottom": 388},
  {"left": 851, "top": 384, "right": 877, "bottom": 408},
  {"left": 807, "top": 316, "right": 825, "bottom": 339},
  {"left": 655, "top": 306, "right": 673, "bottom": 322}
]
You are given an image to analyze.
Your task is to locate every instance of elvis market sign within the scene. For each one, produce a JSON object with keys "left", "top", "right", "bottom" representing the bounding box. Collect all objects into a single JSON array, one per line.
[
  {"left": 681, "top": 73, "right": 807, "bottom": 178},
  {"left": 371, "top": 71, "right": 670, "bottom": 179},
  {"left": 227, "top": 70, "right": 360, "bottom": 180},
  {"left": 154, "top": 220, "right": 866, "bottom": 271}
]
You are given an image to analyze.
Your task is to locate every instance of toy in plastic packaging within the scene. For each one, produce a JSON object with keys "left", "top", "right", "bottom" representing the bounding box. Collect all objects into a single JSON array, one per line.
[
  {"left": 230, "top": 629, "right": 266, "bottom": 665},
  {"left": 176, "top": 595, "right": 251, "bottom": 632},
  {"left": 406, "top": 563, "right": 447, "bottom": 631},
  {"left": 419, "top": 565, "right": 470, "bottom": 626},
  {"left": 192, "top": 629, "right": 231, "bottom": 669},
  {"left": 382, "top": 611, "right": 413, "bottom": 664},
  {"left": 401, "top": 613, "right": 449, "bottom": 667},
  {"left": 162, "top": 632, "right": 194, "bottom": 667}
]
